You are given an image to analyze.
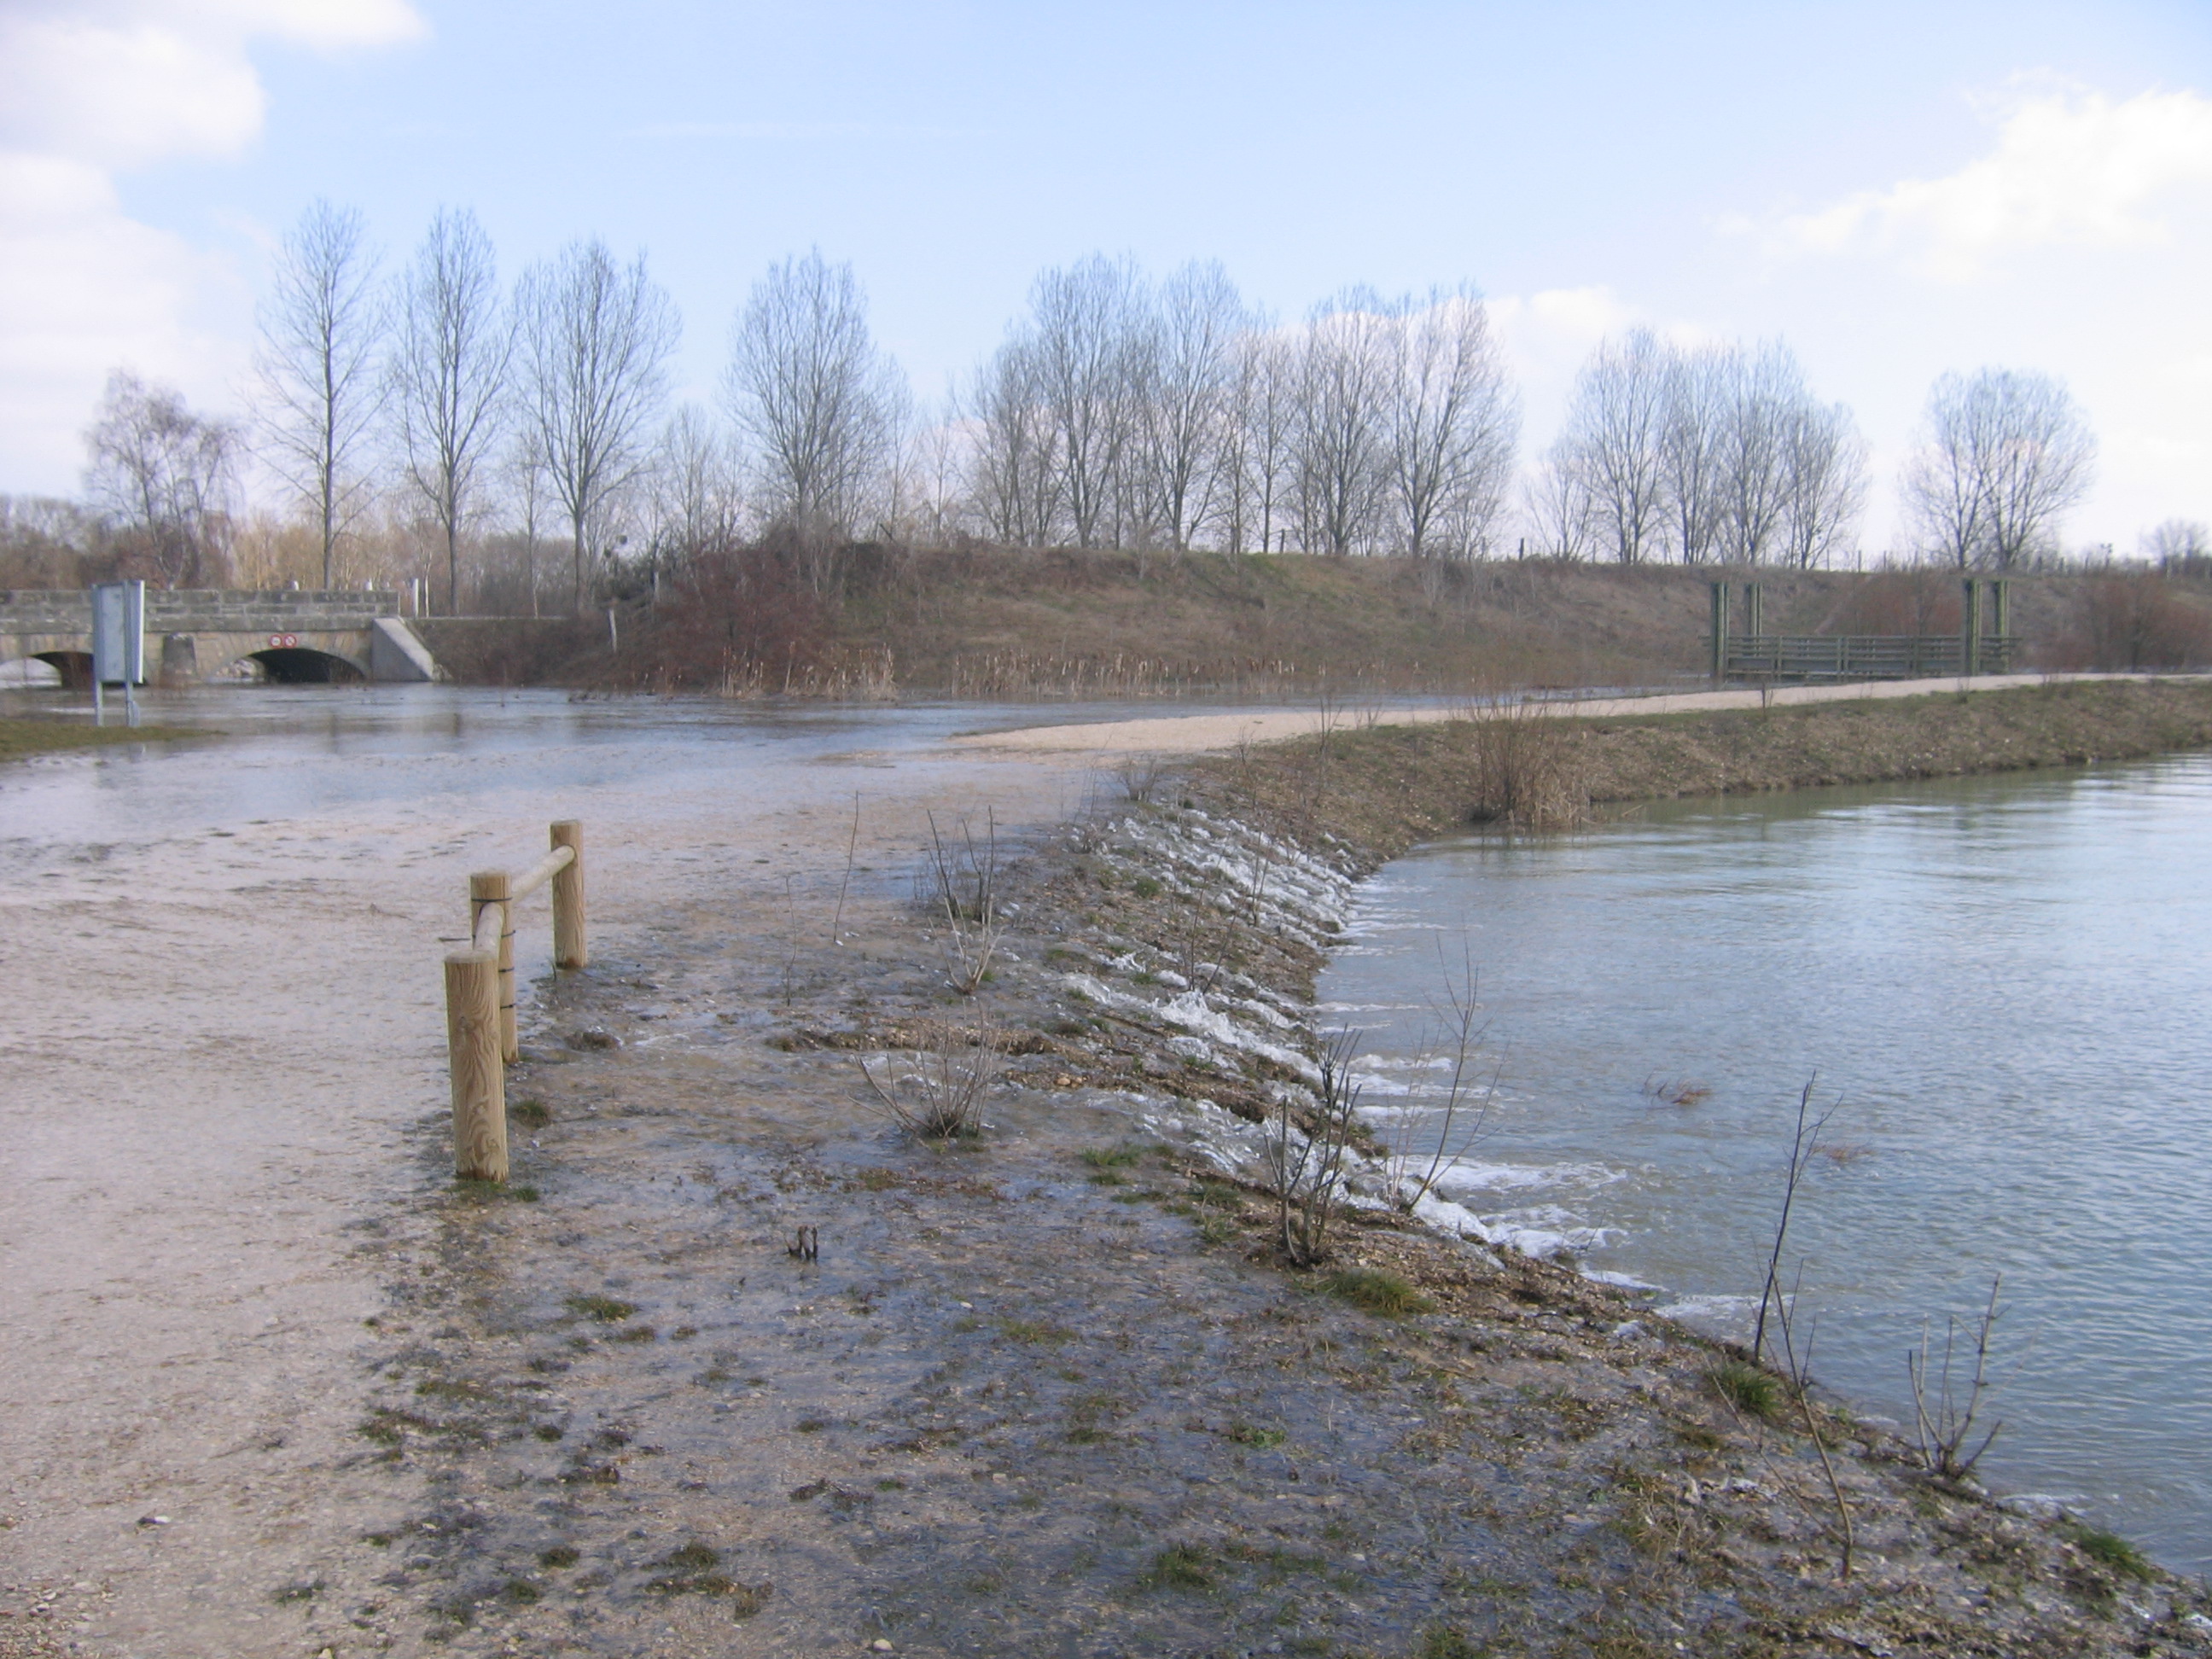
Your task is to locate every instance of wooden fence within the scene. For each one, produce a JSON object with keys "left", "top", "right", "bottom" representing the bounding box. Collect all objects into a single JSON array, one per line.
[
  {"left": 1711, "top": 578, "right": 2015, "bottom": 684},
  {"left": 444, "top": 821, "right": 585, "bottom": 1182}
]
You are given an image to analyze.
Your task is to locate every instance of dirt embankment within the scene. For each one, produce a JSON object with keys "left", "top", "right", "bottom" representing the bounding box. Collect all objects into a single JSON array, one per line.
[
  {"left": 420, "top": 551, "right": 2212, "bottom": 695},
  {"left": 1181, "top": 678, "right": 2212, "bottom": 857},
  {"left": 235, "top": 679, "right": 2212, "bottom": 1658}
]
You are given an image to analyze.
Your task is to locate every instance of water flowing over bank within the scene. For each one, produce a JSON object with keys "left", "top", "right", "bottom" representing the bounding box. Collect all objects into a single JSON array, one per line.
[{"left": 1321, "top": 753, "right": 2212, "bottom": 1573}]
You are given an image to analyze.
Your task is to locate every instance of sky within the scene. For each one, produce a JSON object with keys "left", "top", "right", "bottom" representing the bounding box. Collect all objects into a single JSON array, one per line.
[{"left": 3, "top": 0, "right": 2209, "bottom": 553}]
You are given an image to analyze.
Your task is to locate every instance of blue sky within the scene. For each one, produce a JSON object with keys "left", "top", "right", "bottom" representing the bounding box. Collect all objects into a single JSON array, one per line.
[{"left": 3, "top": 0, "right": 2209, "bottom": 550}]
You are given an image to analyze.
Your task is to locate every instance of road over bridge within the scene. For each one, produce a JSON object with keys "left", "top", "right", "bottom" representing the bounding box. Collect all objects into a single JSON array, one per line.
[{"left": 0, "top": 589, "right": 442, "bottom": 686}]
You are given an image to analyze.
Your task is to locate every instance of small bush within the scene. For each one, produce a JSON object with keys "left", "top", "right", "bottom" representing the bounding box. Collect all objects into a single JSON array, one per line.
[
  {"left": 1321, "top": 1267, "right": 1433, "bottom": 1317},
  {"left": 538, "top": 1545, "right": 579, "bottom": 1569},
  {"left": 1709, "top": 1359, "right": 1781, "bottom": 1420},
  {"left": 509, "top": 1097, "right": 551, "bottom": 1128}
]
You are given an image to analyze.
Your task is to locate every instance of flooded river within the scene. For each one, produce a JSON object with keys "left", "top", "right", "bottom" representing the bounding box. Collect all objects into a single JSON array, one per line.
[
  {"left": 8, "top": 681, "right": 2209, "bottom": 1645},
  {"left": 1324, "top": 754, "right": 2212, "bottom": 1573},
  {"left": 0, "top": 684, "right": 1109, "bottom": 1650}
]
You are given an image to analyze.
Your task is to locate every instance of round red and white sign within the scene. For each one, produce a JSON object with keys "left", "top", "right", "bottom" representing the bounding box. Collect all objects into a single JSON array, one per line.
[{"left": 267, "top": 633, "right": 299, "bottom": 649}]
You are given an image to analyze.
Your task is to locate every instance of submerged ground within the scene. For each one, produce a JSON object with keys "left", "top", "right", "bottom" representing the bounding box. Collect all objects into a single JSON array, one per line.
[{"left": 5, "top": 678, "right": 2211, "bottom": 1657}]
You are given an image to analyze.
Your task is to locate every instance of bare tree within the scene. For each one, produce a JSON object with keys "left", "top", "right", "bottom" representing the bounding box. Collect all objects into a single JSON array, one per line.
[
  {"left": 646, "top": 405, "right": 742, "bottom": 569},
  {"left": 1902, "top": 369, "right": 2096, "bottom": 569},
  {"left": 1234, "top": 328, "right": 1298, "bottom": 555},
  {"left": 1521, "top": 451, "right": 1593, "bottom": 561},
  {"left": 1294, "top": 289, "right": 1394, "bottom": 556},
  {"left": 1711, "top": 344, "right": 1802, "bottom": 567},
  {"left": 501, "top": 426, "right": 550, "bottom": 616},
  {"left": 1657, "top": 344, "right": 1730, "bottom": 564},
  {"left": 1553, "top": 329, "right": 1670, "bottom": 564},
  {"left": 1027, "top": 255, "right": 1145, "bottom": 548},
  {"left": 1137, "top": 260, "right": 1246, "bottom": 551},
  {"left": 254, "top": 200, "right": 387, "bottom": 587},
  {"left": 967, "top": 333, "right": 1062, "bottom": 547},
  {"left": 388, "top": 208, "right": 510, "bottom": 614},
  {"left": 82, "top": 370, "right": 238, "bottom": 586},
  {"left": 1383, "top": 284, "right": 1518, "bottom": 560},
  {"left": 2144, "top": 518, "right": 2211, "bottom": 570},
  {"left": 724, "top": 249, "right": 905, "bottom": 538},
  {"left": 903, "top": 405, "right": 968, "bottom": 546},
  {"left": 1777, "top": 398, "right": 1868, "bottom": 570},
  {"left": 515, "top": 239, "right": 679, "bottom": 612}
]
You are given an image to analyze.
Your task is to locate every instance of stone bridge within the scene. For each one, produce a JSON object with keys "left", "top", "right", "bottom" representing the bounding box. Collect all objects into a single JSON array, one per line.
[{"left": 0, "top": 589, "right": 442, "bottom": 685}]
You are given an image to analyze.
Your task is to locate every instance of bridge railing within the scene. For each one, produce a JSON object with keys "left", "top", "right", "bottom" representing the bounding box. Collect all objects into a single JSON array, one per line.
[{"left": 444, "top": 821, "right": 586, "bottom": 1183}]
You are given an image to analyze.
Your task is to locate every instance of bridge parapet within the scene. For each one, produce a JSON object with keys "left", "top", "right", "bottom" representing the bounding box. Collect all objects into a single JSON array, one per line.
[{"left": 0, "top": 589, "right": 399, "bottom": 633}]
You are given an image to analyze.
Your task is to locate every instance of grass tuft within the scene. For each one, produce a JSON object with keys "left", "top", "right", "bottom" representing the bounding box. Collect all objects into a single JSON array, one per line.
[
  {"left": 1420, "top": 1624, "right": 1486, "bottom": 1659},
  {"left": 1320, "top": 1267, "right": 1433, "bottom": 1317},
  {"left": 1144, "top": 1543, "right": 1215, "bottom": 1589},
  {"left": 566, "top": 1294, "right": 637, "bottom": 1323},
  {"left": 1709, "top": 1359, "right": 1781, "bottom": 1420},
  {"left": 2064, "top": 1522, "right": 2154, "bottom": 1581}
]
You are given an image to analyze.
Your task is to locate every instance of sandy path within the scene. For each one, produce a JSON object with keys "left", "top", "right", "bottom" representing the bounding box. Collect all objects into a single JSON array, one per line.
[
  {"left": 953, "top": 671, "right": 2207, "bottom": 756},
  {"left": 0, "top": 702, "right": 1091, "bottom": 1656}
]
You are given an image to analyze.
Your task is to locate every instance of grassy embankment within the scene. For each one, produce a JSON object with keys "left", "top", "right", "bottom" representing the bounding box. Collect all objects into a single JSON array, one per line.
[
  {"left": 0, "top": 717, "right": 205, "bottom": 764},
  {"left": 1185, "top": 676, "right": 2212, "bottom": 859},
  {"left": 423, "top": 549, "right": 2212, "bottom": 694}
]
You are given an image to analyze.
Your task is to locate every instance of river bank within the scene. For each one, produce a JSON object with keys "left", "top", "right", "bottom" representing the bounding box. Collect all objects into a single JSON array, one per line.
[
  {"left": 969, "top": 676, "right": 2212, "bottom": 852},
  {"left": 178, "top": 680, "right": 2211, "bottom": 1656},
  {"left": 8, "top": 684, "right": 2211, "bottom": 1656}
]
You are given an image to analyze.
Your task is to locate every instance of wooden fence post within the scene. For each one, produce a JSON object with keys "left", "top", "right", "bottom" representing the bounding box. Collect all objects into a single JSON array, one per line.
[
  {"left": 444, "top": 949, "right": 508, "bottom": 1181},
  {"left": 1709, "top": 581, "right": 1730, "bottom": 683},
  {"left": 471, "top": 869, "right": 517, "bottom": 1062},
  {"left": 550, "top": 820, "right": 587, "bottom": 969}
]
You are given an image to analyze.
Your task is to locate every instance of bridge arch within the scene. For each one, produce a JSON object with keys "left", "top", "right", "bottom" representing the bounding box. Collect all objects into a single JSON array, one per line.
[
  {"left": 11, "top": 649, "right": 89, "bottom": 688},
  {"left": 239, "top": 646, "right": 367, "bottom": 684}
]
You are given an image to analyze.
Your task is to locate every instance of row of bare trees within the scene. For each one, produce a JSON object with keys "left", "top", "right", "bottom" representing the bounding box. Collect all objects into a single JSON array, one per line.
[
  {"left": 60, "top": 201, "right": 2132, "bottom": 603},
  {"left": 1530, "top": 330, "right": 1870, "bottom": 568},
  {"left": 967, "top": 259, "right": 1517, "bottom": 559}
]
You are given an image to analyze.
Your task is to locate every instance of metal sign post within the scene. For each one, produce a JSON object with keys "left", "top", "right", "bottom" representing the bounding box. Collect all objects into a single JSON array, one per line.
[{"left": 90, "top": 580, "right": 145, "bottom": 727}]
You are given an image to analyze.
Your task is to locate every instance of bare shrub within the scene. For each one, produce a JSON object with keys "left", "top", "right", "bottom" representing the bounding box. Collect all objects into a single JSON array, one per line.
[
  {"left": 1267, "top": 1029, "right": 1365, "bottom": 1267},
  {"left": 1386, "top": 939, "right": 1498, "bottom": 1212},
  {"left": 1825, "top": 570, "right": 1961, "bottom": 637},
  {"left": 1114, "top": 752, "right": 1168, "bottom": 803},
  {"left": 1466, "top": 697, "right": 1584, "bottom": 830},
  {"left": 2075, "top": 573, "right": 2212, "bottom": 670},
  {"left": 634, "top": 530, "right": 835, "bottom": 691},
  {"left": 1909, "top": 1276, "right": 2021, "bottom": 1482},
  {"left": 859, "top": 1020, "right": 1001, "bottom": 1140},
  {"left": 923, "top": 810, "right": 1000, "bottom": 995}
]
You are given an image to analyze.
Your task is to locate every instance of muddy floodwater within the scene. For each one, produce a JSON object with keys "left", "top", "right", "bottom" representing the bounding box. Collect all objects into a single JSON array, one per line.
[
  {"left": 1323, "top": 753, "right": 2212, "bottom": 1574},
  {"left": 0, "top": 684, "right": 1132, "bottom": 1650}
]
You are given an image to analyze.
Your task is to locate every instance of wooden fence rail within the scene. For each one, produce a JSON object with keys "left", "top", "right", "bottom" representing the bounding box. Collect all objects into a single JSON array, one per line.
[{"left": 445, "top": 820, "right": 585, "bottom": 1182}]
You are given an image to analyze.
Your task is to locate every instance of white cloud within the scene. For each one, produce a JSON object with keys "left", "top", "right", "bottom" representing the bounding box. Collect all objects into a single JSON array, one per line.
[
  {"left": 1768, "top": 85, "right": 2212, "bottom": 281},
  {"left": 0, "top": 0, "right": 425, "bottom": 492}
]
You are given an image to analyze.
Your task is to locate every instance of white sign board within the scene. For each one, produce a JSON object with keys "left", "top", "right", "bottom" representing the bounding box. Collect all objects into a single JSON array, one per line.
[{"left": 90, "top": 580, "right": 145, "bottom": 686}]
